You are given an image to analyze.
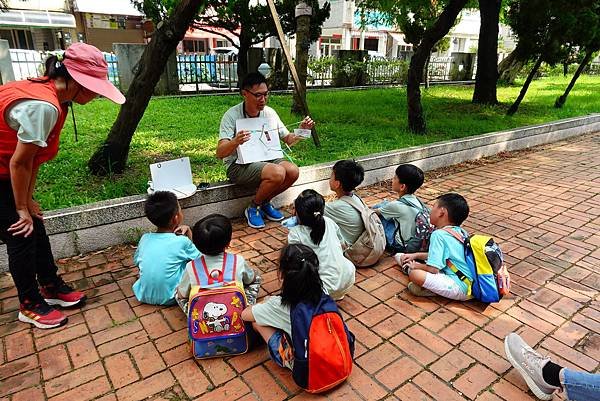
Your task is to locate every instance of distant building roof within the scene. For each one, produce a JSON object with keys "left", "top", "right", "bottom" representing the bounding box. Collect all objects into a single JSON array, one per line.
[{"left": 74, "top": 0, "right": 144, "bottom": 17}]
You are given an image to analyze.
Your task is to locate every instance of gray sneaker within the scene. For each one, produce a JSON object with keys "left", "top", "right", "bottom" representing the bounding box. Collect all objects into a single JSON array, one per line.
[
  {"left": 407, "top": 282, "right": 436, "bottom": 297},
  {"left": 504, "top": 333, "right": 560, "bottom": 400}
]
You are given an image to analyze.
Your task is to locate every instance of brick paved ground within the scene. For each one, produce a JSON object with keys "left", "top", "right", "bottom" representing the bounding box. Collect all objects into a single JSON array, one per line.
[{"left": 1, "top": 133, "right": 599, "bottom": 401}]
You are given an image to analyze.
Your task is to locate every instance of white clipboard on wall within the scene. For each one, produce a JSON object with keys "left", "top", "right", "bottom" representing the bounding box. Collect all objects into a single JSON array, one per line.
[{"left": 147, "top": 157, "right": 197, "bottom": 199}]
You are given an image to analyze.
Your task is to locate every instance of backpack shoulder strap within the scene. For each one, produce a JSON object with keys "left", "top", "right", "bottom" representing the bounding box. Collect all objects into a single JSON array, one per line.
[
  {"left": 192, "top": 256, "right": 211, "bottom": 286},
  {"left": 399, "top": 197, "right": 426, "bottom": 211},
  {"left": 339, "top": 194, "right": 367, "bottom": 213},
  {"left": 222, "top": 252, "right": 237, "bottom": 283},
  {"left": 441, "top": 227, "right": 466, "bottom": 243},
  {"left": 440, "top": 228, "right": 472, "bottom": 288}
]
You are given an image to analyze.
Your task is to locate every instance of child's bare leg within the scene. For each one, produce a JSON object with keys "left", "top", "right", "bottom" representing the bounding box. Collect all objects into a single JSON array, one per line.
[
  {"left": 408, "top": 269, "right": 428, "bottom": 286},
  {"left": 252, "top": 322, "right": 277, "bottom": 343}
]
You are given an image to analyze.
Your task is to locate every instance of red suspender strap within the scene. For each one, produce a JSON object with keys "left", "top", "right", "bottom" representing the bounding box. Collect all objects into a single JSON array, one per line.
[{"left": 200, "top": 255, "right": 215, "bottom": 285}]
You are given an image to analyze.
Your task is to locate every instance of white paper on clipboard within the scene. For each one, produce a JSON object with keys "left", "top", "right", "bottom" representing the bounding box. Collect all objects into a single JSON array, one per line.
[
  {"left": 148, "top": 157, "right": 197, "bottom": 199},
  {"left": 235, "top": 117, "right": 284, "bottom": 164}
]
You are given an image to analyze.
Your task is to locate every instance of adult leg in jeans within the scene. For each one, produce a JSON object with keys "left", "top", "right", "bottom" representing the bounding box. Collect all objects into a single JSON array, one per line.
[
  {"left": 505, "top": 332, "right": 600, "bottom": 401},
  {"left": 562, "top": 368, "right": 600, "bottom": 401},
  {"left": 31, "top": 217, "right": 59, "bottom": 287}
]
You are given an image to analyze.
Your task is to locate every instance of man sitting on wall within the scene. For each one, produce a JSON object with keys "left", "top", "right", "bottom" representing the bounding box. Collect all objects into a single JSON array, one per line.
[{"left": 216, "top": 72, "right": 314, "bottom": 229}]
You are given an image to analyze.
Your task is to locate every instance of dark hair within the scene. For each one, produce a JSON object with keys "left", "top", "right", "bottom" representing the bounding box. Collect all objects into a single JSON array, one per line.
[
  {"left": 192, "top": 214, "right": 232, "bottom": 256},
  {"left": 395, "top": 164, "right": 424, "bottom": 194},
  {"left": 279, "top": 244, "right": 323, "bottom": 308},
  {"left": 145, "top": 191, "right": 179, "bottom": 229},
  {"left": 43, "top": 55, "right": 72, "bottom": 80},
  {"left": 241, "top": 72, "right": 268, "bottom": 91},
  {"left": 294, "top": 189, "right": 326, "bottom": 245},
  {"left": 332, "top": 159, "right": 364, "bottom": 193},
  {"left": 436, "top": 193, "right": 469, "bottom": 226}
]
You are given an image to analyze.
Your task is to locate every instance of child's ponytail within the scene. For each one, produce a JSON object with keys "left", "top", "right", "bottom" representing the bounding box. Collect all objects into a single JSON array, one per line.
[
  {"left": 279, "top": 244, "right": 323, "bottom": 308},
  {"left": 294, "top": 189, "right": 326, "bottom": 245}
]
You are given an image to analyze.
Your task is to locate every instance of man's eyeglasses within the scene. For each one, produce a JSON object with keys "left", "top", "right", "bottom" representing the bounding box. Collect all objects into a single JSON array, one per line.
[{"left": 245, "top": 90, "right": 270, "bottom": 100}]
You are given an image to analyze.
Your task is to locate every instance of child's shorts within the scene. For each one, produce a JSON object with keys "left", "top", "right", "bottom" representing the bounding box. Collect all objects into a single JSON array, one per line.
[
  {"left": 267, "top": 330, "right": 294, "bottom": 370},
  {"left": 423, "top": 272, "right": 469, "bottom": 301}
]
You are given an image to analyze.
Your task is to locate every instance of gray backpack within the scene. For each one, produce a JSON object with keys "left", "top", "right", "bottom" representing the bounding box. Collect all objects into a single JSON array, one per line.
[{"left": 340, "top": 195, "right": 386, "bottom": 267}]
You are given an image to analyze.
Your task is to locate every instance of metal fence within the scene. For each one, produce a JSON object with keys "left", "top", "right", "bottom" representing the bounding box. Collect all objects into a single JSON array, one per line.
[
  {"left": 8, "top": 49, "right": 120, "bottom": 88},
  {"left": 177, "top": 53, "right": 238, "bottom": 92}
]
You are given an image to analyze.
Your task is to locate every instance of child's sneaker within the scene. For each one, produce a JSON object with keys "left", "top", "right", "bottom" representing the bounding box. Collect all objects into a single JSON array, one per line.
[
  {"left": 407, "top": 282, "right": 436, "bottom": 297},
  {"left": 245, "top": 205, "right": 266, "bottom": 229},
  {"left": 393, "top": 253, "right": 405, "bottom": 266},
  {"left": 504, "top": 333, "right": 559, "bottom": 400},
  {"left": 40, "top": 279, "right": 86, "bottom": 308},
  {"left": 18, "top": 299, "right": 68, "bottom": 329}
]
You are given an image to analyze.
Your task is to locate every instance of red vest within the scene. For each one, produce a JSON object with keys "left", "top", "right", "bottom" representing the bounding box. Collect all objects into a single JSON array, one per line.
[{"left": 0, "top": 79, "right": 68, "bottom": 180}]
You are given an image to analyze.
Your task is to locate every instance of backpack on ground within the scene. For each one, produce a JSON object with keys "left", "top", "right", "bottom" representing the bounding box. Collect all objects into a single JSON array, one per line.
[
  {"left": 187, "top": 253, "right": 249, "bottom": 359},
  {"left": 443, "top": 228, "right": 511, "bottom": 303},
  {"left": 340, "top": 195, "right": 386, "bottom": 267},
  {"left": 290, "top": 293, "right": 355, "bottom": 393}
]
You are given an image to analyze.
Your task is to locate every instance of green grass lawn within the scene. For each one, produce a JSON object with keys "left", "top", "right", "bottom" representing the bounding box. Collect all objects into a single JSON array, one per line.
[{"left": 37, "top": 75, "right": 600, "bottom": 210}]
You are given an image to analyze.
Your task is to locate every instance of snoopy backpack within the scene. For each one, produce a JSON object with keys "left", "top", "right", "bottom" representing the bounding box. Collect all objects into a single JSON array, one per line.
[{"left": 187, "top": 253, "right": 249, "bottom": 359}]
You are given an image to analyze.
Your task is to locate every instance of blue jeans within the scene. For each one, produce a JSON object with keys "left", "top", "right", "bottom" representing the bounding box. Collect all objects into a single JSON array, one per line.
[{"left": 563, "top": 369, "right": 600, "bottom": 401}]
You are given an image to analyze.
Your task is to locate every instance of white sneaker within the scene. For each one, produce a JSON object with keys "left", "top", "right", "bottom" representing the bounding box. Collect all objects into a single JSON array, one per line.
[
  {"left": 504, "top": 333, "right": 560, "bottom": 400},
  {"left": 393, "top": 253, "right": 405, "bottom": 265}
]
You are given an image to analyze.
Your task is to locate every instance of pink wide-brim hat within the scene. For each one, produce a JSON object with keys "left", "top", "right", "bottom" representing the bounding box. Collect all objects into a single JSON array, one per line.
[{"left": 63, "top": 42, "right": 126, "bottom": 104}]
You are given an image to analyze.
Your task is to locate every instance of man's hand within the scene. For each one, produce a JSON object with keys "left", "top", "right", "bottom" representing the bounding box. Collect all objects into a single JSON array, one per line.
[
  {"left": 8, "top": 208, "right": 34, "bottom": 237},
  {"left": 299, "top": 116, "right": 315, "bottom": 130},
  {"left": 28, "top": 199, "right": 43, "bottom": 220},
  {"left": 233, "top": 130, "right": 251, "bottom": 146}
]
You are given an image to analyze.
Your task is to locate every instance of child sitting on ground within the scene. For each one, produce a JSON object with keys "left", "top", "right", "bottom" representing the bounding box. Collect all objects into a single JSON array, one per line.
[
  {"left": 288, "top": 189, "right": 355, "bottom": 300},
  {"left": 324, "top": 159, "right": 366, "bottom": 247},
  {"left": 175, "top": 214, "right": 261, "bottom": 312},
  {"left": 241, "top": 244, "right": 353, "bottom": 376},
  {"left": 374, "top": 164, "right": 430, "bottom": 255},
  {"left": 398, "top": 193, "right": 473, "bottom": 300},
  {"left": 133, "top": 191, "right": 200, "bottom": 305}
]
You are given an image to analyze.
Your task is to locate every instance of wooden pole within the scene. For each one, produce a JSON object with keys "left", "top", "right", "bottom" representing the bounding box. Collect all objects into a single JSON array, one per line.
[{"left": 266, "top": 0, "right": 320, "bottom": 147}]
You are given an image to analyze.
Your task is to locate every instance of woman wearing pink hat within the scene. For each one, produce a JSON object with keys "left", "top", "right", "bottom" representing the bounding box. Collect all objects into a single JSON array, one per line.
[{"left": 0, "top": 42, "right": 125, "bottom": 329}]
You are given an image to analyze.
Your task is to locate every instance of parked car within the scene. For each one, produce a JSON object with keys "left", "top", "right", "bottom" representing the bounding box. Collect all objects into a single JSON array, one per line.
[{"left": 211, "top": 47, "right": 238, "bottom": 56}]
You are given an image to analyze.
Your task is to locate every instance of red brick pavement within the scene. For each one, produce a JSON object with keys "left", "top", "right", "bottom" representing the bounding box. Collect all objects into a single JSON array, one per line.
[{"left": 1, "top": 133, "right": 599, "bottom": 401}]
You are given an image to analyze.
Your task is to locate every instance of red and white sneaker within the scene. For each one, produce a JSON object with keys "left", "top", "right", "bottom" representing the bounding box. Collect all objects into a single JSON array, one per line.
[
  {"left": 41, "top": 279, "right": 87, "bottom": 308},
  {"left": 18, "top": 300, "right": 68, "bottom": 329}
]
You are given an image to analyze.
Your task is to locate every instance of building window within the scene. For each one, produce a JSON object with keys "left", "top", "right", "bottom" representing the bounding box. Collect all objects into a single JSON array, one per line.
[
  {"left": 183, "top": 39, "right": 206, "bottom": 53},
  {"left": 0, "top": 29, "right": 34, "bottom": 50},
  {"left": 215, "top": 39, "right": 230, "bottom": 48},
  {"left": 364, "top": 38, "right": 378, "bottom": 52},
  {"left": 319, "top": 37, "right": 341, "bottom": 56}
]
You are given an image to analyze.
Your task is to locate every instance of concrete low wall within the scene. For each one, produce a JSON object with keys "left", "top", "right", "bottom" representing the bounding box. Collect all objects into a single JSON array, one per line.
[{"left": 1, "top": 114, "right": 599, "bottom": 271}]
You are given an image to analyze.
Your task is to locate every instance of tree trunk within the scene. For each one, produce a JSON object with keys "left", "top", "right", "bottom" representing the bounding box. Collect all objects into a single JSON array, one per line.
[
  {"left": 498, "top": 44, "right": 526, "bottom": 84},
  {"left": 88, "top": 0, "right": 204, "bottom": 175},
  {"left": 237, "top": 31, "right": 252, "bottom": 85},
  {"left": 507, "top": 55, "right": 543, "bottom": 116},
  {"left": 291, "top": 10, "right": 311, "bottom": 115},
  {"left": 555, "top": 50, "right": 593, "bottom": 108},
  {"left": 407, "top": 0, "right": 469, "bottom": 133},
  {"left": 424, "top": 53, "right": 431, "bottom": 89},
  {"left": 472, "top": 0, "right": 500, "bottom": 104}
]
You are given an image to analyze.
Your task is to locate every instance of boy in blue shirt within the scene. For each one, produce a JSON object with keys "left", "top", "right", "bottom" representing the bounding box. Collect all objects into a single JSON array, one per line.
[
  {"left": 398, "top": 193, "right": 472, "bottom": 300},
  {"left": 133, "top": 191, "right": 200, "bottom": 305}
]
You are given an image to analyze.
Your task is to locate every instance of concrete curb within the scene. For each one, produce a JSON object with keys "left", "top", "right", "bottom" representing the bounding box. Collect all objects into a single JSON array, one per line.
[{"left": 1, "top": 114, "right": 598, "bottom": 271}]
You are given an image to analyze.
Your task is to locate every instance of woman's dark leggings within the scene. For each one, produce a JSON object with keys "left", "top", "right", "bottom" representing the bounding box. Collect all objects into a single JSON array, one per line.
[{"left": 0, "top": 180, "right": 59, "bottom": 304}]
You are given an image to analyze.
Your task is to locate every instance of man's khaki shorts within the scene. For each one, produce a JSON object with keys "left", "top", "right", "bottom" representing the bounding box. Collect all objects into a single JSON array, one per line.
[{"left": 226, "top": 158, "right": 286, "bottom": 188}]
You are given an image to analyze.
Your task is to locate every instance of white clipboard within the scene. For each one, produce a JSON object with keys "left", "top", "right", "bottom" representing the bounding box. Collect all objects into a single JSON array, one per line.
[
  {"left": 235, "top": 117, "right": 284, "bottom": 164},
  {"left": 148, "top": 157, "right": 197, "bottom": 199}
]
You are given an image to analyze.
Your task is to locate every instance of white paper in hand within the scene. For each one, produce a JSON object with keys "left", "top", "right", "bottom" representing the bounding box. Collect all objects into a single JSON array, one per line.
[
  {"left": 235, "top": 117, "right": 284, "bottom": 164},
  {"left": 149, "top": 157, "right": 197, "bottom": 199}
]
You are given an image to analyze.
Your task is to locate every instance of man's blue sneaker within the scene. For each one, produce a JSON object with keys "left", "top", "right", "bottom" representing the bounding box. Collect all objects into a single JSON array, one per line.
[
  {"left": 261, "top": 202, "right": 284, "bottom": 221},
  {"left": 245, "top": 205, "right": 265, "bottom": 229}
]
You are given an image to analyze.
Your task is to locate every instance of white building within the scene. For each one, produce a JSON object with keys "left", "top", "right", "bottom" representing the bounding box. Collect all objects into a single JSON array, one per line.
[{"left": 0, "top": 0, "right": 76, "bottom": 50}]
